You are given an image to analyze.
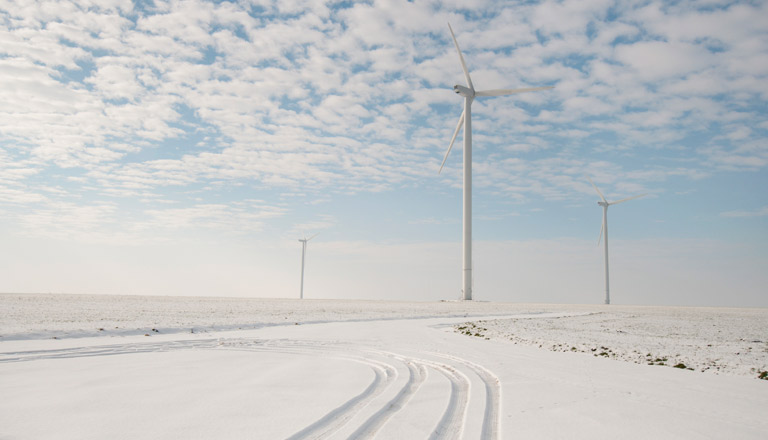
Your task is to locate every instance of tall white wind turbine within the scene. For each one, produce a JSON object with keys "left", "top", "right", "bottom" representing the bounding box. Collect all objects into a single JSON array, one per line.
[
  {"left": 440, "top": 23, "right": 553, "bottom": 301},
  {"left": 298, "top": 233, "right": 318, "bottom": 300},
  {"left": 587, "top": 177, "right": 646, "bottom": 305}
]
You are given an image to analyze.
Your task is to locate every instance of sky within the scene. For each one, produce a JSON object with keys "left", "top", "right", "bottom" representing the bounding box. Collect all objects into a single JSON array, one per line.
[{"left": 0, "top": 0, "right": 766, "bottom": 307}]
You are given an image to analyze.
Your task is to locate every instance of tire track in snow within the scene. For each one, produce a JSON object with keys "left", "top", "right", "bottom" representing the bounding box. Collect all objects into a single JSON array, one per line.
[
  {"left": 216, "top": 340, "right": 412, "bottom": 440},
  {"left": 358, "top": 348, "right": 500, "bottom": 440},
  {"left": 213, "top": 339, "right": 403, "bottom": 440},
  {"left": 0, "top": 339, "right": 220, "bottom": 362},
  {"left": 346, "top": 354, "right": 428, "bottom": 439},
  {"left": 423, "top": 360, "right": 470, "bottom": 440},
  {"left": 284, "top": 357, "right": 396, "bottom": 440},
  {"left": 348, "top": 349, "right": 472, "bottom": 440},
  {"left": 1, "top": 338, "right": 501, "bottom": 439},
  {"left": 430, "top": 352, "right": 502, "bottom": 440},
  {"left": 218, "top": 342, "right": 474, "bottom": 440},
  {"left": 3, "top": 339, "right": 405, "bottom": 439}
]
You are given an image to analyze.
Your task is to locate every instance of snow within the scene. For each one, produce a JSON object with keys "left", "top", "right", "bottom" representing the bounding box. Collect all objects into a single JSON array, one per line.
[
  {"left": 1, "top": 294, "right": 767, "bottom": 439},
  {"left": 456, "top": 306, "right": 768, "bottom": 378}
]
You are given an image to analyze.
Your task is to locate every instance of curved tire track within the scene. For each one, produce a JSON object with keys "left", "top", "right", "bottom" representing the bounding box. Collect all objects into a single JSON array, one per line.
[
  {"left": 430, "top": 352, "right": 502, "bottom": 440},
  {"left": 423, "top": 360, "right": 470, "bottom": 440},
  {"left": 346, "top": 354, "right": 428, "bottom": 439},
  {"left": 358, "top": 348, "right": 474, "bottom": 440},
  {"left": 2, "top": 338, "right": 503, "bottom": 440},
  {"left": 285, "top": 358, "right": 396, "bottom": 440}
]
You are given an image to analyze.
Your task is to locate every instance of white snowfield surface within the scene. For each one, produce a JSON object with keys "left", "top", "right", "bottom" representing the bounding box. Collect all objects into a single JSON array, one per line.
[{"left": 1, "top": 294, "right": 766, "bottom": 440}]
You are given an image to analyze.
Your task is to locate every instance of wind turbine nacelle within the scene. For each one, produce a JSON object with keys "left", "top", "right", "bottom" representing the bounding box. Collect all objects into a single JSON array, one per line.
[{"left": 453, "top": 85, "right": 473, "bottom": 97}]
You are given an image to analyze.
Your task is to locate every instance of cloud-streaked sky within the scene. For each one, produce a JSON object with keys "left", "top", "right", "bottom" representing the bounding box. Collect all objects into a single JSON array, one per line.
[{"left": 1, "top": 0, "right": 766, "bottom": 306}]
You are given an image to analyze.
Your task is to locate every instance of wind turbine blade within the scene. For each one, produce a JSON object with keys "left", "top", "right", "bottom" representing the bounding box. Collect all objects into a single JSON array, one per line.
[
  {"left": 447, "top": 23, "right": 474, "bottom": 92},
  {"left": 307, "top": 233, "right": 319, "bottom": 241},
  {"left": 439, "top": 110, "right": 464, "bottom": 174},
  {"left": 598, "top": 221, "right": 604, "bottom": 246},
  {"left": 586, "top": 176, "right": 607, "bottom": 203},
  {"left": 475, "top": 86, "right": 554, "bottom": 97},
  {"left": 610, "top": 193, "right": 647, "bottom": 205}
]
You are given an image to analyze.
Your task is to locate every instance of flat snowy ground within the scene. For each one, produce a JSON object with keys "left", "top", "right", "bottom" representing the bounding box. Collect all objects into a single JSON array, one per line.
[{"left": 1, "top": 294, "right": 767, "bottom": 439}]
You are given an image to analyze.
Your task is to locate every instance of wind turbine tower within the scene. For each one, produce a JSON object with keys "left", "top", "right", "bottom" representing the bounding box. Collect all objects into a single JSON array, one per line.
[
  {"left": 440, "top": 23, "right": 553, "bottom": 300},
  {"left": 587, "top": 177, "right": 646, "bottom": 305},
  {"left": 298, "top": 233, "right": 318, "bottom": 299}
]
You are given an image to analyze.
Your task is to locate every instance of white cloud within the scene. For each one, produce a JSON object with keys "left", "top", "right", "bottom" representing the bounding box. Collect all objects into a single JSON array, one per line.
[
  {"left": 701, "top": 141, "right": 768, "bottom": 171},
  {"left": 0, "top": 0, "right": 765, "bottom": 290},
  {"left": 17, "top": 201, "right": 120, "bottom": 240},
  {"left": 9, "top": 196, "right": 288, "bottom": 246},
  {"left": 0, "top": 186, "right": 47, "bottom": 205},
  {"left": 721, "top": 206, "right": 768, "bottom": 218},
  {"left": 531, "top": 0, "right": 612, "bottom": 37},
  {"left": 290, "top": 214, "right": 336, "bottom": 237},
  {"left": 140, "top": 202, "right": 285, "bottom": 232},
  {"left": 563, "top": 95, "right": 616, "bottom": 116},
  {"left": 87, "top": 64, "right": 144, "bottom": 100}
]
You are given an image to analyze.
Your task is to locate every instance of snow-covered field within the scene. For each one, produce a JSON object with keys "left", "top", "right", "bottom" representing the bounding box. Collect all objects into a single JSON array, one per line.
[
  {"left": 1, "top": 294, "right": 767, "bottom": 439},
  {"left": 456, "top": 307, "right": 768, "bottom": 378}
]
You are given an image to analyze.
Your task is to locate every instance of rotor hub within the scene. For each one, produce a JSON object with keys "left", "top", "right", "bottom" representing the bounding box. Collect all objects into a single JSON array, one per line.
[{"left": 453, "top": 85, "right": 474, "bottom": 97}]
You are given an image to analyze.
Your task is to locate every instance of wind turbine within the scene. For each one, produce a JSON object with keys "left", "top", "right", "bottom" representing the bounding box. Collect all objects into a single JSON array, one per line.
[
  {"left": 440, "top": 23, "right": 553, "bottom": 301},
  {"left": 298, "top": 233, "right": 318, "bottom": 300},
  {"left": 587, "top": 177, "right": 646, "bottom": 305}
]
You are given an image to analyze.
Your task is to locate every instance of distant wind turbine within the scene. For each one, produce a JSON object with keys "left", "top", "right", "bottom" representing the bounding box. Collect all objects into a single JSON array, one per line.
[
  {"left": 587, "top": 177, "right": 646, "bottom": 305},
  {"left": 440, "top": 23, "right": 553, "bottom": 301},
  {"left": 298, "top": 233, "right": 318, "bottom": 300}
]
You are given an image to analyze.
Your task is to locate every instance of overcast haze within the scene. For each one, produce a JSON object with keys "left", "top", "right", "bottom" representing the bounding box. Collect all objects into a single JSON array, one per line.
[{"left": 0, "top": 0, "right": 766, "bottom": 306}]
